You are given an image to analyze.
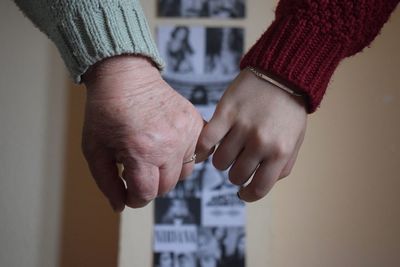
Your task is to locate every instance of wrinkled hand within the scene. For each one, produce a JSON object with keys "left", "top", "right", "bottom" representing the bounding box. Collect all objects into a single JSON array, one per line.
[
  {"left": 196, "top": 69, "right": 307, "bottom": 202},
  {"left": 82, "top": 56, "right": 203, "bottom": 211}
]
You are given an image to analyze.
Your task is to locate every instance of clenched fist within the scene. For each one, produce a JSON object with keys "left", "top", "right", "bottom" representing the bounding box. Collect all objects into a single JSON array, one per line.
[{"left": 82, "top": 56, "right": 203, "bottom": 211}]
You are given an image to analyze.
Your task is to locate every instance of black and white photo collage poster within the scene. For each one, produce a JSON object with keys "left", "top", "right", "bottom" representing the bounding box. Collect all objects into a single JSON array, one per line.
[
  {"left": 152, "top": 17, "right": 247, "bottom": 267},
  {"left": 158, "top": 0, "right": 245, "bottom": 19}
]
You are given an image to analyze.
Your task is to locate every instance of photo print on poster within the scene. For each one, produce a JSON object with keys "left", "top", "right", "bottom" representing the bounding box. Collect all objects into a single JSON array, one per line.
[
  {"left": 157, "top": 25, "right": 244, "bottom": 105},
  {"left": 153, "top": 24, "right": 246, "bottom": 267},
  {"left": 158, "top": 0, "right": 246, "bottom": 19},
  {"left": 153, "top": 162, "right": 246, "bottom": 267},
  {"left": 197, "top": 226, "right": 245, "bottom": 267}
]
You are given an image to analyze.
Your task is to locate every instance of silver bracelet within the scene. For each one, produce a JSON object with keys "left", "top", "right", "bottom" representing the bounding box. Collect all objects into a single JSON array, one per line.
[{"left": 247, "top": 67, "right": 303, "bottom": 97}]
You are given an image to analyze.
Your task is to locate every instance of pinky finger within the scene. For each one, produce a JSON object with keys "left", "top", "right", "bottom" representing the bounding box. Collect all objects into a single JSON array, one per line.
[
  {"left": 238, "top": 160, "right": 284, "bottom": 202},
  {"left": 279, "top": 131, "right": 305, "bottom": 180}
]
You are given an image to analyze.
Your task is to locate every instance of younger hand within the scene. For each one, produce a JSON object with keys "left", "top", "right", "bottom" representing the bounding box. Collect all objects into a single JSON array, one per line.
[{"left": 196, "top": 69, "right": 307, "bottom": 202}]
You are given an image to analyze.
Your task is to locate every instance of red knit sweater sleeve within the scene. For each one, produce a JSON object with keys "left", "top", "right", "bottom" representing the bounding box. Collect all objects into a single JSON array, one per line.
[{"left": 240, "top": 0, "right": 399, "bottom": 113}]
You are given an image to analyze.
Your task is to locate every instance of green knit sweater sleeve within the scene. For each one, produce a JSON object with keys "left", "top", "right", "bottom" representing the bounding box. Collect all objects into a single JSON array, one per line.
[{"left": 14, "top": 0, "right": 164, "bottom": 83}]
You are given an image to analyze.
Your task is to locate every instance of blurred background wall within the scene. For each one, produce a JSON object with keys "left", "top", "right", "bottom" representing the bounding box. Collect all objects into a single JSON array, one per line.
[
  {"left": 0, "top": 1, "right": 119, "bottom": 267},
  {"left": 0, "top": 1, "right": 66, "bottom": 266},
  {"left": 0, "top": 0, "right": 399, "bottom": 267}
]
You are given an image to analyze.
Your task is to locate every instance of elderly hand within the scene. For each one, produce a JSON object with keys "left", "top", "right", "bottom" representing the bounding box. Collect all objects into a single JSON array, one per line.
[
  {"left": 82, "top": 56, "right": 203, "bottom": 211},
  {"left": 196, "top": 69, "right": 307, "bottom": 202}
]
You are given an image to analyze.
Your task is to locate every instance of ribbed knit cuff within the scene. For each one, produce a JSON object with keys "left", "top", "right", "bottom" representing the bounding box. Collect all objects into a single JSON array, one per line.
[
  {"left": 51, "top": 0, "right": 164, "bottom": 83},
  {"left": 240, "top": 16, "right": 346, "bottom": 113}
]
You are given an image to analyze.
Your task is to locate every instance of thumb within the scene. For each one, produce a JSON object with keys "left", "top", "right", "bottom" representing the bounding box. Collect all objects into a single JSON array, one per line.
[{"left": 195, "top": 109, "right": 232, "bottom": 163}]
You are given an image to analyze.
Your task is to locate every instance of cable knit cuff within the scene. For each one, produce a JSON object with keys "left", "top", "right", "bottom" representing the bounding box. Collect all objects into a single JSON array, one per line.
[
  {"left": 240, "top": 16, "right": 346, "bottom": 113},
  {"left": 50, "top": 0, "right": 164, "bottom": 83}
]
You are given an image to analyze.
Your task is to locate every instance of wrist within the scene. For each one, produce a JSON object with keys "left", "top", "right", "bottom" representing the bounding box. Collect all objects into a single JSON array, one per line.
[
  {"left": 246, "top": 67, "right": 304, "bottom": 98},
  {"left": 83, "top": 55, "right": 161, "bottom": 86},
  {"left": 83, "top": 55, "right": 164, "bottom": 99},
  {"left": 243, "top": 68, "right": 307, "bottom": 112}
]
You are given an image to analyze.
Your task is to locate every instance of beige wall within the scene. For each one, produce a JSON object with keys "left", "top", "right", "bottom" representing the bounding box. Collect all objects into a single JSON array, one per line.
[
  {"left": 272, "top": 8, "right": 400, "bottom": 266},
  {"left": 0, "top": 1, "right": 67, "bottom": 267},
  {"left": 120, "top": 1, "right": 400, "bottom": 267},
  {"left": 0, "top": 2, "right": 120, "bottom": 265},
  {"left": 58, "top": 81, "right": 120, "bottom": 267}
]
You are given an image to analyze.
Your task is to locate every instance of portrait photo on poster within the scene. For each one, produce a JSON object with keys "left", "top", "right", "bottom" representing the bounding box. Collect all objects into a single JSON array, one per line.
[
  {"left": 153, "top": 226, "right": 246, "bottom": 267},
  {"left": 197, "top": 226, "right": 245, "bottom": 267},
  {"left": 205, "top": 27, "right": 244, "bottom": 76},
  {"left": 158, "top": 26, "right": 204, "bottom": 76},
  {"left": 157, "top": 0, "right": 246, "bottom": 18},
  {"left": 157, "top": 25, "right": 244, "bottom": 105},
  {"left": 155, "top": 197, "right": 201, "bottom": 225}
]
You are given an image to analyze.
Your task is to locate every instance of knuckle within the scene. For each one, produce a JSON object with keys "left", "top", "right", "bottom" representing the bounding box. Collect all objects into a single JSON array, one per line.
[
  {"left": 250, "top": 132, "right": 292, "bottom": 160},
  {"left": 128, "top": 135, "right": 154, "bottom": 153},
  {"left": 251, "top": 130, "right": 269, "bottom": 148},
  {"left": 135, "top": 132, "right": 177, "bottom": 156},
  {"left": 270, "top": 142, "right": 291, "bottom": 160},
  {"left": 236, "top": 118, "right": 252, "bottom": 131}
]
